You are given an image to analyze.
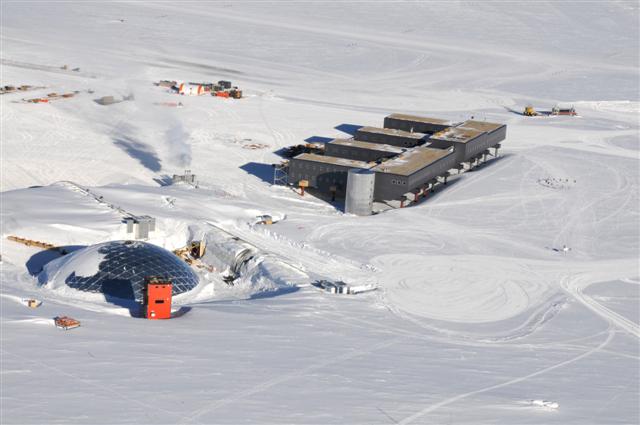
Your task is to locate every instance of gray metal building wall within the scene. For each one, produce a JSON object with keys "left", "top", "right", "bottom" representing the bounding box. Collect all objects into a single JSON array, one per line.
[
  {"left": 484, "top": 125, "right": 507, "bottom": 147},
  {"left": 355, "top": 129, "right": 425, "bottom": 148},
  {"left": 383, "top": 116, "right": 450, "bottom": 134},
  {"left": 427, "top": 138, "right": 469, "bottom": 163},
  {"left": 373, "top": 173, "right": 410, "bottom": 200},
  {"left": 428, "top": 126, "right": 505, "bottom": 163},
  {"left": 407, "top": 151, "right": 457, "bottom": 188},
  {"left": 463, "top": 133, "right": 494, "bottom": 160},
  {"left": 288, "top": 158, "right": 368, "bottom": 194},
  {"left": 372, "top": 152, "right": 457, "bottom": 200}
]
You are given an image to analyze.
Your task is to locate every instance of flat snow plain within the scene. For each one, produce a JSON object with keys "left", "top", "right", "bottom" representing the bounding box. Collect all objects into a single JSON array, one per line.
[{"left": 1, "top": 2, "right": 639, "bottom": 424}]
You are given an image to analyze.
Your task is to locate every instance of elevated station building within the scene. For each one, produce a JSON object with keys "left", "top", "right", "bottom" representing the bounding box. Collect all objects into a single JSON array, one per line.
[
  {"left": 383, "top": 113, "right": 452, "bottom": 134},
  {"left": 354, "top": 126, "right": 428, "bottom": 148},
  {"left": 287, "top": 153, "right": 372, "bottom": 195},
  {"left": 428, "top": 120, "right": 506, "bottom": 163},
  {"left": 285, "top": 113, "right": 507, "bottom": 210},
  {"left": 324, "top": 138, "right": 405, "bottom": 162},
  {"left": 370, "top": 147, "right": 456, "bottom": 200}
]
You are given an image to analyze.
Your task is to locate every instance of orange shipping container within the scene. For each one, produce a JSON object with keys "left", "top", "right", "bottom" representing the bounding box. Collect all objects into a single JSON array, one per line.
[
  {"left": 215, "top": 91, "right": 230, "bottom": 98},
  {"left": 144, "top": 279, "right": 172, "bottom": 319}
]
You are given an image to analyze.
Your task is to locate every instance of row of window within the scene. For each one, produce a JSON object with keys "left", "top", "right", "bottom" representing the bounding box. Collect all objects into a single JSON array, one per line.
[
  {"left": 318, "top": 176, "right": 347, "bottom": 184},
  {"left": 297, "top": 162, "right": 338, "bottom": 173},
  {"left": 367, "top": 138, "right": 412, "bottom": 148},
  {"left": 330, "top": 147, "right": 363, "bottom": 159},
  {"left": 292, "top": 170, "right": 406, "bottom": 187},
  {"left": 290, "top": 172, "right": 345, "bottom": 185},
  {"left": 329, "top": 147, "right": 368, "bottom": 159}
]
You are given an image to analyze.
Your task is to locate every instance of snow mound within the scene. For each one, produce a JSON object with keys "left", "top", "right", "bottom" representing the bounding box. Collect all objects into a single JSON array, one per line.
[
  {"left": 224, "top": 256, "right": 307, "bottom": 300},
  {"left": 39, "top": 244, "right": 105, "bottom": 288}
]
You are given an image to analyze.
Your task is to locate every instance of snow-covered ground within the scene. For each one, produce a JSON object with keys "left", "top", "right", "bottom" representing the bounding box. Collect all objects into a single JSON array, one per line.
[{"left": 1, "top": 2, "right": 639, "bottom": 424}]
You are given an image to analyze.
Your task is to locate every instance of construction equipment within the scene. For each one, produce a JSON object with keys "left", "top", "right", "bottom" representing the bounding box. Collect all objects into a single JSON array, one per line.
[
  {"left": 156, "top": 80, "right": 177, "bottom": 88},
  {"left": 54, "top": 316, "right": 81, "bottom": 330},
  {"left": 173, "top": 241, "right": 204, "bottom": 262},
  {"left": 551, "top": 105, "right": 577, "bottom": 116},
  {"left": 523, "top": 105, "right": 538, "bottom": 116},
  {"left": 143, "top": 277, "right": 172, "bottom": 319},
  {"left": 173, "top": 240, "right": 211, "bottom": 271}
]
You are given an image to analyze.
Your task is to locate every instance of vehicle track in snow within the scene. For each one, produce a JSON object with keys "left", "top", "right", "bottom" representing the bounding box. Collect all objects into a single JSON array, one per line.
[
  {"left": 544, "top": 153, "right": 634, "bottom": 252},
  {"left": 372, "top": 254, "right": 550, "bottom": 324},
  {"left": 395, "top": 326, "right": 615, "bottom": 424},
  {"left": 0, "top": 58, "right": 98, "bottom": 79},
  {"left": 561, "top": 274, "right": 640, "bottom": 339},
  {"left": 180, "top": 337, "right": 404, "bottom": 424},
  {"left": 0, "top": 348, "right": 182, "bottom": 421},
  {"left": 378, "top": 287, "right": 564, "bottom": 348},
  {"left": 316, "top": 296, "right": 584, "bottom": 352}
]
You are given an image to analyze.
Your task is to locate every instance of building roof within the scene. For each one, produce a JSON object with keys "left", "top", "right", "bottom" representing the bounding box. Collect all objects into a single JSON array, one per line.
[
  {"left": 460, "top": 120, "right": 504, "bottom": 133},
  {"left": 430, "top": 126, "right": 485, "bottom": 144},
  {"left": 328, "top": 138, "right": 405, "bottom": 154},
  {"left": 292, "top": 153, "right": 373, "bottom": 169},
  {"left": 385, "top": 113, "right": 451, "bottom": 126},
  {"left": 371, "top": 147, "right": 453, "bottom": 176},
  {"left": 357, "top": 126, "right": 427, "bottom": 140}
]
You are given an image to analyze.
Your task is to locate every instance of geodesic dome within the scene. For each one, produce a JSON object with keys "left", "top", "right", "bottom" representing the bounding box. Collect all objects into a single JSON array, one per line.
[{"left": 40, "top": 240, "right": 199, "bottom": 302}]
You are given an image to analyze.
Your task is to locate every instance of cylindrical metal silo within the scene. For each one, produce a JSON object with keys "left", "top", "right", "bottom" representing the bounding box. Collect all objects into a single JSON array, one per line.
[{"left": 345, "top": 169, "right": 375, "bottom": 216}]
